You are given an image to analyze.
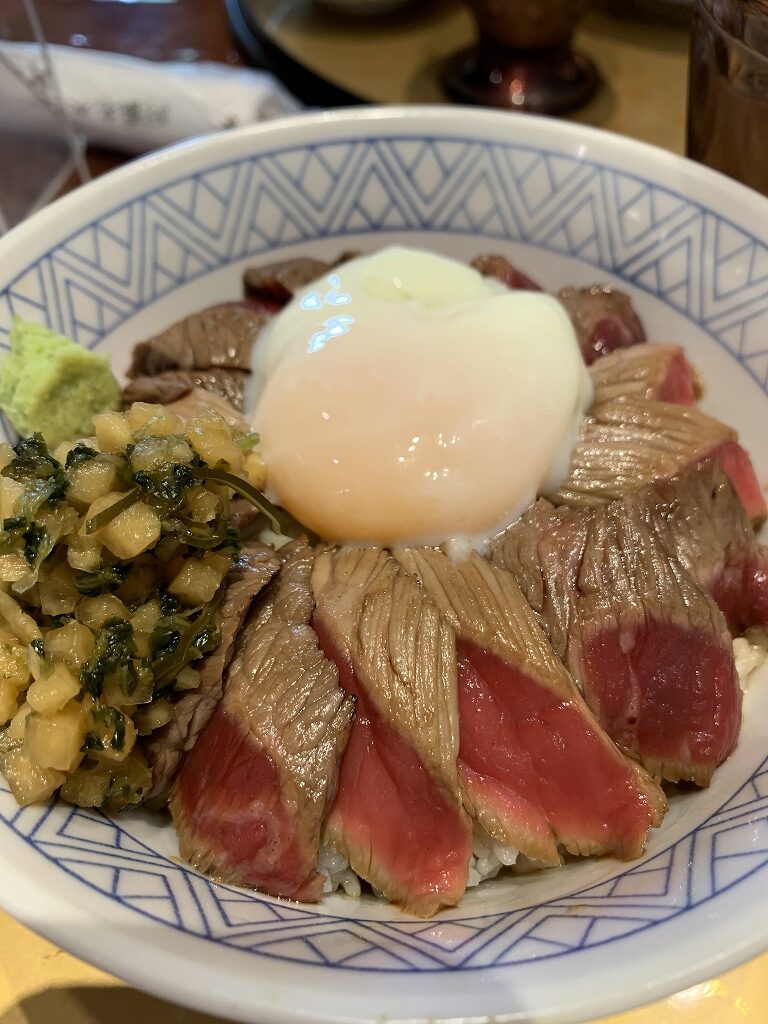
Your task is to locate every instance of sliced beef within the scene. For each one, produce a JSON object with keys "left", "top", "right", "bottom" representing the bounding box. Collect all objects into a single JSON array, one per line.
[
  {"left": 122, "top": 374, "right": 190, "bottom": 406},
  {"left": 145, "top": 542, "right": 280, "bottom": 805},
  {"left": 162, "top": 384, "right": 247, "bottom": 427},
  {"left": 396, "top": 549, "right": 666, "bottom": 863},
  {"left": 171, "top": 543, "right": 354, "bottom": 900},
  {"left": 556, "top": 284, "right": 646, "bottom": 365},
  {"left": 123, "top": 368, "right": 248, "bottom": 413},
  {"left": 471, "top": 253, "right": 542, "bottom": 291},
  {"left": 492, "top": 493, "right": 742, "bottom": 786},
  {"left": 606, "top": 460, "right": 768, "bottom": 636},
  {"left": 243, "top": 257, "right": 331, "bottom": 305},
  {"left": 589, "top": 343, "right": 701, "bottom": 406},
  {"left": 128, "top": 302, "right": 270, "bottom": 379},
  {"left": 311, "top": 547, "right": 471, "bottom": 917},
  {"left": 548, "top": 395, "right": 767, "bottom": 523}
]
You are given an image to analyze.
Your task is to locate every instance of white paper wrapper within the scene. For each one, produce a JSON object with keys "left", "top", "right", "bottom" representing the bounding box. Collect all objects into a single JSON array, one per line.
[{"left": 0, "top": 42, "right": 302, "bottom": 154}]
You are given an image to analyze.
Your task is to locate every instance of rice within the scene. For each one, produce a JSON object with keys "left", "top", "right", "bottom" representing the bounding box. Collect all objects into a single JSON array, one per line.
[
  {"left": 317, "top": 844, "right": 362, "bottom": 898},
  {"left": 733, "top": 626, "right": 768, "bottom": 690},
  {"left": 318, "top": 827, "right": 518, "bottom": 900},
  {"left": 466, "top": 829, "right": 519, "bottom": 888}
]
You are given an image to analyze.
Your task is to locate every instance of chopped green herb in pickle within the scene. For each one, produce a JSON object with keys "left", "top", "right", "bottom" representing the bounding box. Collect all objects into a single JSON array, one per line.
[
  {"left": 80, "top": 617, "right": 137, "bottom": 698},
  {"left": 3, "top": 434, "right": 69, "bottom": 518},
  {"left": 74, "top": 565, "right": 130, "bottom": 596},
  {"left": 65, "top": 443, "right": 99, "bottom": 470}
]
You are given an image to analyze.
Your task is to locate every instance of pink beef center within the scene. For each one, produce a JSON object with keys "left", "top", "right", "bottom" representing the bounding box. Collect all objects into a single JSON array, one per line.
[
  {"left": 314, "top": 618, "right": 471, "bottom": 911},
  {"left": 176, "top": 704, "right": 323, "bottom": 901},
  {"left": 714, "top": 441, "right": 767, "bottom": 521},
  {"left": 658, "top": 352, "right": 697, "bottom": 405},
  {"left": 708, "top": 550, "right": 768, "bottom": 634},
  {"left": 581, "top": 622, "right": 741, "bottom": 770},
  {"left": 456, "top": 641, "right": 658, "bottom": 860}
]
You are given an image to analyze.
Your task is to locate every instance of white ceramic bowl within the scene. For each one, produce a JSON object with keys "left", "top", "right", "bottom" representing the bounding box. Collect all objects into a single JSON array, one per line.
[{"left": 1, "top": 107, "right": 768, "bottom": 1024}]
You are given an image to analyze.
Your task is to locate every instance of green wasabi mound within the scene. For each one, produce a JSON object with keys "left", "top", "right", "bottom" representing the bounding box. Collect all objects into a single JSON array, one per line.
[{"left": 0, "top": 318, "right": 121, "bottom": 448}]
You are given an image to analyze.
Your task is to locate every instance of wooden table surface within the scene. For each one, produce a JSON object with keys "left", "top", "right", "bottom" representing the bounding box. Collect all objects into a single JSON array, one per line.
[{"left": 1, "top": 1, "right": 767, "bottom": 1022}]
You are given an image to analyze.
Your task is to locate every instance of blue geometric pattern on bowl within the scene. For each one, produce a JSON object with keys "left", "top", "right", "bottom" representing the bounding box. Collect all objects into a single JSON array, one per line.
[
  {"left": 1, "top": 137, "right": 768, "bottom": 384},
  {"left": 1, "top": 134, "right": 768, "bottom": 973},
  {"left": 2, "top": 755, "right": 768, "bottom": 972}
]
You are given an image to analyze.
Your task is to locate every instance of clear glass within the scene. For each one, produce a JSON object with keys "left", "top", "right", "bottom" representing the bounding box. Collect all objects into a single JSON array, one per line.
[
  {"left": 0, "top": 0, "right": 89, "bottom": 234},
  {"left": 687, "top": 0, "right": 768, "bottom": 195}
]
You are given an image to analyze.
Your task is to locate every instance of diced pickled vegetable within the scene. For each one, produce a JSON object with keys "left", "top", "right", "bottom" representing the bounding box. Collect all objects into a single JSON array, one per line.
[
  {"left": 101, "top": 666, "right": 152, "bottom": 709},
  {"left": 2, "top": 747, "right": 65, "bottom": 805},
  {"left": 129, "top": 434, "right": 193, "bottom": 473},
  {"left": 0, "top": 680, "right": 20, "bottom": 724},
  {"left": 174, "top": 666, "right": 201, "bottom": 691},
  {"left": 7, "top": 701, "right": 32, "bottom": 740},
  {"left": 0, "top": 398, "right": 280, "bottom": 811},
  {"left": 39, "top": 559, "right": 79, "bottom": 615},
  {"left": 107, "top": 504, "right": 163, "bottom": 559},
  {"left": 186, "top": 410, "right": 244, "bottom": 472},
  {"left": 0, "top": 477, "right": 24, "bottom": 521},
  {"left": 45, "top": 620, "right": 95, "bottom": 672},
  {"left": 0, "top": 627, "right": 30, "bottom": 688},
  {"left": 134, "top": 697, "right": 174, "bottom": 736},
  {"left": 114, "top": 559, "right": 154, "bottom": 607},
  {"left": 243, "top": 452, "right": 267, "bottom": 490},
  {"left": 203, "top": 552, "right": 232, "bottom": 575},
  {"left": 66, "top": 534, "right": 101, "bottom": 572},
  {"left": 86, "top": 493, "right": 161, "bottom": 559},
  {"left": 67, "top": 458, "right": 118, "bottom": 507},
  {"left": 102, "top": 750, "right": 152, "bottom": 811},
  {"left": 93, "top": 411, "right": 132, "bottom": 454},
  {"left": 39, "top": 505, "right": 79, "bottom": 538},
  {"left": 184, "top": 486, "right": 221, "bottom": 524},
  {"left": 25, "top": 701, "right": 87, "bottom": 772},
  {"left": 168, "top": 559, "right": 223, "bottom": 606},
  {"left": 0, "top": 590, "right": 41, "bottom": 643},
  {"left": 127, "top": 403, "right": 183, "bottom": 437},
  {"left": 0, "top": 553, "right": 32, "bottom": 583},
  {"left": 27, "top": 662, "right": 80, "bottom": 714},
  {"left": 60, "top": 766, "right": 109, "bottom": 808},
  {"left": 77, "top": 594, "right": 130, "bottom": 632},
  {"left": 88, "top": 707, "right": 136, "bottom": 763},
  {"left": 130, "top": 598, "right": 162, "bottom": 635}
]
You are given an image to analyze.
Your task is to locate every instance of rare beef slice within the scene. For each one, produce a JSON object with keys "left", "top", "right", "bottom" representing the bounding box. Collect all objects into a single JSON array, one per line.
[
  {"left": 492, "top": 492, "right": 742, "bottom": 786},
  {"left": 589, "top": 343, "right": 701, "bottom": 406},
  {"left": 311, "top": 546, "right": 472, "bottom": 917},
  {"left": 471, "top": 253, "right": 543, "bottom": 291},
  {"left": 548, "top": 395, "right": 766, "bottom": 523},
  {"left": 243, "top": 257, "right": 332, "bottom": 305},
  {"left": 123, "top": 368, "right": 248, "bottom": 414},
  {"left": 171, "top": 543, "right": 354, "bottom": 900},
  {"left": 396, "top": 549, "right": 666, "bottom": 864},
  {"left": 629, "top": 461, "right": 768, "bottom": 635},
  {"left": 556, "top": 284, "right": 647, "bottom": 365},
  {"left": 129, "top": 302, "right": 270, "bottom": 377}
]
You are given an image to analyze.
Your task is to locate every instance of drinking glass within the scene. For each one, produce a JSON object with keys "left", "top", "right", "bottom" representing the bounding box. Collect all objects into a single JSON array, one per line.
[
  {"left": 0, "top": 0, "right": 88, "bottom": 234},
  {"left": 687, "top": 0, "right": 768, "bottom": 195}
]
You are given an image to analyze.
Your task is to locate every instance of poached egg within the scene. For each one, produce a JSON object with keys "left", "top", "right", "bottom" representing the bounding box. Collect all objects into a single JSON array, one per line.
[{"left": 248, "top": 247, "right": 591, "bottom": 550}]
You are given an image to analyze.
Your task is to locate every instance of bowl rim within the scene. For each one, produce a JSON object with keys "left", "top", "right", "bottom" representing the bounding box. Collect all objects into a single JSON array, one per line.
[{"left": 2, "top": 104, "right": 768, "bottom": 263}]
